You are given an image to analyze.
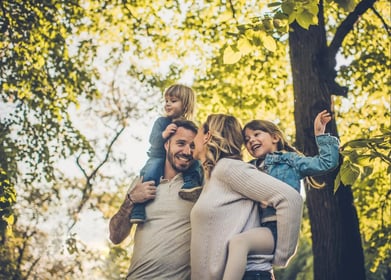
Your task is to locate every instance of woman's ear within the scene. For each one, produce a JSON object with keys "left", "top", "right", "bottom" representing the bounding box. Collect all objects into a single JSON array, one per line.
[{"left": 204, "top": 131, "right": 212, "bottom": 144}]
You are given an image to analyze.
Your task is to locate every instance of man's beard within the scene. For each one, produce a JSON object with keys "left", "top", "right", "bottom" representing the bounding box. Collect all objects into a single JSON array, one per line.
[{"left": 167, "top": 145, "right": 193, "bottom": 173}]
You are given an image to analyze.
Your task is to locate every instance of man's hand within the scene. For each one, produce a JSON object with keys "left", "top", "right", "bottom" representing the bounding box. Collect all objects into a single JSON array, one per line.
[
  {"left": 128, "top": 176, "right": 157, "bottom": 204},
  {"left": 109, "top": 176, "right": 157, "bottom": 244},
  {"left": 314, "top": 110, "right": 332, "bottom": 136}
]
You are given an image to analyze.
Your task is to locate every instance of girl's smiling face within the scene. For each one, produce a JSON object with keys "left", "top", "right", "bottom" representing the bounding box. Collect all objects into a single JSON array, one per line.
[{"left": 244, "top": 128, "right": 279, "bottom": 158}]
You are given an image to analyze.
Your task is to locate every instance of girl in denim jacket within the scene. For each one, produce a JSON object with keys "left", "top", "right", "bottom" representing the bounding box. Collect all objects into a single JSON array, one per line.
[{"left": 223, "top": 110, "right": 340, "bottom": 280}]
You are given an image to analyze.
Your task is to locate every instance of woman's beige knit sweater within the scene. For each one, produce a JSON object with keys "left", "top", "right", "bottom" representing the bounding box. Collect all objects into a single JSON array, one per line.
[{"left": 190, "top": 158, "right": 303, "bottom": 280}]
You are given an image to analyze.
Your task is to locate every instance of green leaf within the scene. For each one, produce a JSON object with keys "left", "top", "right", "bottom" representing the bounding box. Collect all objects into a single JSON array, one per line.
[
  {"left": 306, "top": 3, "right": 319, "bottom": 15},
  {"left": 337, "top": 0, "right": 356, "bottom": 12},
  {"left": 268, "top": 2, "right": 282, "bottom": 8},
  {"left": 296, "top": 10, "right": 316, "bottom": 30},
  {"left": 262, "top": 35, "right": 277, "bottom": 52},
  {"left": 223, "top": 45, "right": 242, "bottom": 64},
  {"left": 281, "top": 2, "right": 294, "bottom": 14},
  {"left": 237, "top": 38, "right": 253, "bottom": 56},
  {"left": 346, "top": 139, "right": 370, "bottom": 148},
  {"left": 288, "top": 11, "right": 297, "bottom": 24},
  {"left": 218, "top": 11, "right": 232, "bottom": 23},
  {"left": 340, "top": 161, "right": 360, "bottom": 186},
  {"left": 341, "top": 150, "right": 359, "bottom": 162}
]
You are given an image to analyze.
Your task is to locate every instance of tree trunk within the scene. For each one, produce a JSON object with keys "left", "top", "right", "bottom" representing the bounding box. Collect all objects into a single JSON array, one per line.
[{"left": 288, "top": 12, "right": 366, "bottom": 280}]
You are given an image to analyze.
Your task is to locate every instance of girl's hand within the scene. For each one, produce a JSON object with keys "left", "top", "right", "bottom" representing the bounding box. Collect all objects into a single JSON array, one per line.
[
  {"left": 162, "top": 123, "right": 178, "bottom": 139},
  {"left": 314, "top": 110, "right": 332, "bottom": 136}
]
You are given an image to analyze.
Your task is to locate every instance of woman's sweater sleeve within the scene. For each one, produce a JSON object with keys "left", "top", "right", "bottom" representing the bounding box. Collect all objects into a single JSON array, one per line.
[{"left": 216, "top": 159, "right": 303, "bottom": 267}]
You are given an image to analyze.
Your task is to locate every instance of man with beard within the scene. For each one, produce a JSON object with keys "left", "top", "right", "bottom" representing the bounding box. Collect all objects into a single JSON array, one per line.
[{"left": 109, "top": 119, "right": 199, "bottom": 280}]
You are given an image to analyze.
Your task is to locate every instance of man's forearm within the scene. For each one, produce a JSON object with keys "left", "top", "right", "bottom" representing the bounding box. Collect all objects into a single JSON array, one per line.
[
  {"left": 109, "top": 198, "right": 134, "bottom": 244},
  {"left": 109, "top": 177, "right": 156, "bottom": 244}
]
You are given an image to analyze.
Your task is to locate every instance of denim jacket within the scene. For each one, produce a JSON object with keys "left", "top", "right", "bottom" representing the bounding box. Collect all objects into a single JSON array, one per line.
[
  {"left": 147, "top": 116, "right": 172, "bottom": 158},
  {"left": 250, "top": 134, "right": 340, "bottom": 220}
]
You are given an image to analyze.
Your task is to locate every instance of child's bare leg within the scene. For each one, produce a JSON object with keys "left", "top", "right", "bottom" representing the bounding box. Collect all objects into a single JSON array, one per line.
[{"left": 223, "top": 227, "right": 274, "bottom": 280}]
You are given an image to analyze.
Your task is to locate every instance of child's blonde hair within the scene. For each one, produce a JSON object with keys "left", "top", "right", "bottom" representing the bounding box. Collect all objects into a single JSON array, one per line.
[{"left": 164, "top": 84, "right": 196, "bottom": 120}]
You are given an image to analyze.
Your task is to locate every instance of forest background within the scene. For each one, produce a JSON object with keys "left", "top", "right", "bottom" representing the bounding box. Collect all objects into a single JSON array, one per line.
[{"left": 0, "top": 0, "right": 390, "bottom": 279}]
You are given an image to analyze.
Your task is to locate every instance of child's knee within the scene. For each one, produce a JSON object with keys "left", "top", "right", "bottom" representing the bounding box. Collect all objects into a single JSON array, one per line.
[{"left": 228, "top": 234, "right": 248, "bottom": 250}]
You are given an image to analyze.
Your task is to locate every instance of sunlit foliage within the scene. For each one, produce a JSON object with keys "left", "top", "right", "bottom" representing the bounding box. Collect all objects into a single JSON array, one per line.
[{"left": 0, "top": 0, "right": 389, "bottom": 279}]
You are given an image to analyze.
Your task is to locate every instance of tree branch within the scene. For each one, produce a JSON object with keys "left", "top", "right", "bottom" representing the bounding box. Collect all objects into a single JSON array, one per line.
[
  {"left": 228, "top": 0, "right": 236, "bottom": 18},
  {"left": 91, "top": 126, "right": 125, "bottom": 181},
  {"left": 368, "top": 143, "right": 391, "bottom": 166},
  {"left": 76, "top": 154, "right": 88, "bottom": 179},
  {"left": 25, "top": 255, "right": 41, "bottom": 280},
  {"left": 69, "top": 126, "right": 125, "bottom": 231},
  {"left": 329, "top": 0, "right": 377, "bottom": 58},
  {"left": 371, "top": 6, "right": 391, "bottom": 36},
  {"left": 16, "top": 229, "right": 38, "bottom": 276}
]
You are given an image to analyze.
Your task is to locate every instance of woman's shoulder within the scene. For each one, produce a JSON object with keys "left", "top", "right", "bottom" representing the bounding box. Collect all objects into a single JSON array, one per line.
[
  {"left": 215, "top": 158, "right": 254, "bottom": 173},
  {"left": 217, "top": 157, "right": 242, "bottom": 165}
]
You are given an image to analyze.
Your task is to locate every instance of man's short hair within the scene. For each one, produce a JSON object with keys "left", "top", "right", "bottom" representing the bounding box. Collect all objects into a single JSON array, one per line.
[{"left": 167, "top": 119, "right": 198, "bottom": 141}]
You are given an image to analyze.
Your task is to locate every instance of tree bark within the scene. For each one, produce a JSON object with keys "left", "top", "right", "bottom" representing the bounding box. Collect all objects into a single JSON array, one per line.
[{"left": 288, "top": 6, "right": 366, "bottom": 280}]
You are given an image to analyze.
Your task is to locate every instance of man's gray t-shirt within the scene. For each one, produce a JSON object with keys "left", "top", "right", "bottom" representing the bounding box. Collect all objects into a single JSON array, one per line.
[{"left": 127, "top": 174, "right": 194, "bottom": 280}]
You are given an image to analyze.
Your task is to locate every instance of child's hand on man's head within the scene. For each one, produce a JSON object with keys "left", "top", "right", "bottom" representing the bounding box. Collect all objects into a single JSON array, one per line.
[{"left": 162, "top": 123, "right": 178, "bottom": 139}]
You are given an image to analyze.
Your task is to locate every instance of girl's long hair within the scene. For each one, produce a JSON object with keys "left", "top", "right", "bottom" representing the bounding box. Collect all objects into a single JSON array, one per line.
[
  {"left": 164, "top": 84, "right": 196, "bottom": 120},
  {"left": 202, "top": 114, "right": 243, "bottom": 178},
  {"left": 243, "top": 119, "right": 324, "bottom": 189}
]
